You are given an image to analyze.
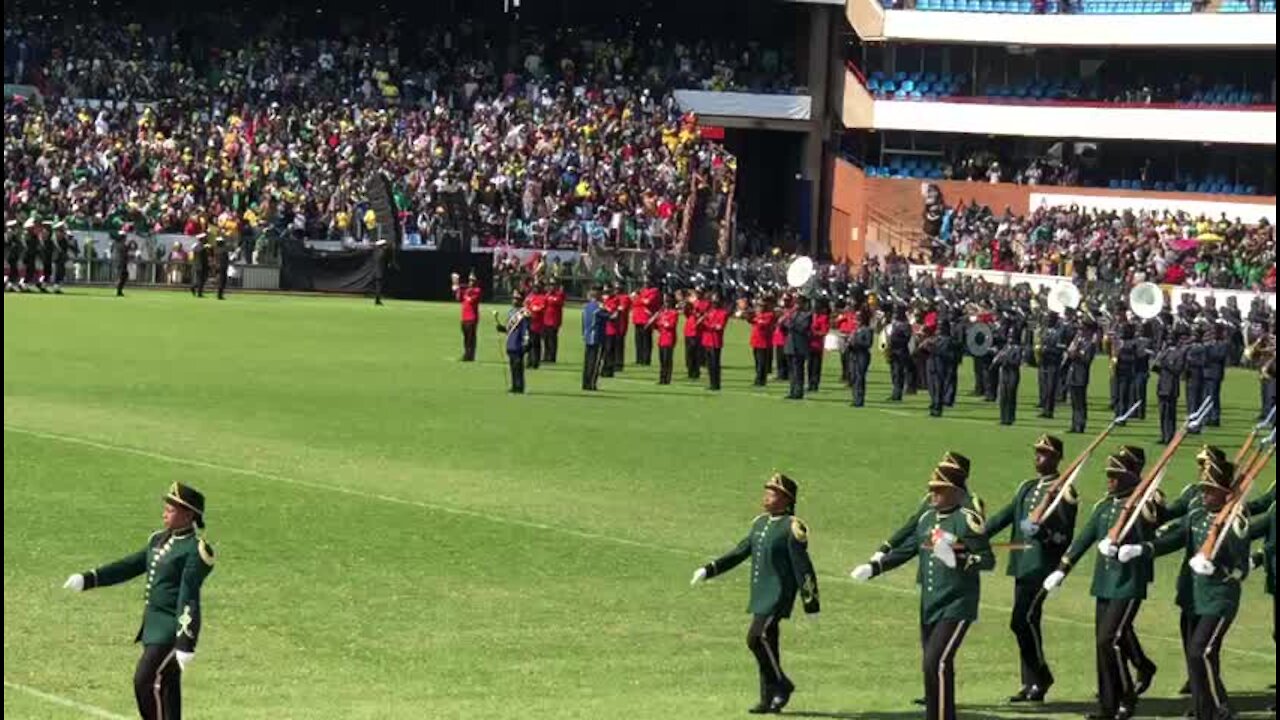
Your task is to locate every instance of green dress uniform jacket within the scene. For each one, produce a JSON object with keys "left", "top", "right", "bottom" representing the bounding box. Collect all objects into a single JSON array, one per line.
[
  {"left": 1145, "top": 507, "right": 1250, "bottom": 619},
  {"left": 873, "top": 506, "right": 996, "bottom": 624},
  {"left": 985, "top": 474, "right": 1079, "bottom": 581},
  {"left": 880, "top": 491, "right": 984, "bottom": 584},
  {"left": 1059, "top": 490, "right": 1159, "bottom": 600},
  {"left": 1163, "top": 483, "right": 1203, "bottom": 610},
  {"left": 705, "top": 513, "right": 820, "bottom": 618},
  {"left": 84, "top": 528, "right": 215, "bottom": 651}
]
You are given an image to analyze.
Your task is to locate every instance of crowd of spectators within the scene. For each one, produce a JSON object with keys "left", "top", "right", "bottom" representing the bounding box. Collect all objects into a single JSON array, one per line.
[
  {"left": 936, "top": 202, "right": 1277, "bottom": 289},
  {"left": 4, "top": 12, "right": 764, "bottom": 251}
]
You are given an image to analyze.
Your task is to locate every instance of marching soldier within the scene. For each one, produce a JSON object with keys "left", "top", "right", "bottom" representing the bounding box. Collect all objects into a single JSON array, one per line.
[
  {"left": 61, "top": 484, "right": 215, "bottom": 720},
  {"left": 847, "top": 307, "right": 874, "bottom": 407},
  {"left": 993, "top": 326, "right": 1024, "bottom": 425},
  {"left": 38, "top": 222, "right": 56, "bottom": 291},
  {"left": 835, "top": 301, "right": 858, "bottom": 385},
  {"left": 543, "top": 280, "right": 566, "bottom": 363},
  {"left": 1185, "top": 325, "right": 1209, "bottom": 434},
  {"left": 581, "top": 288, "right": 611, "bottom": 391},
  {"left": 1043, "top": 448, "right": 1160, "bottom": 720},
  {"left": 190, "top": 234, "right": 209, "bottom": 298},
  {"left": 887, "top": 307, "right": 912, "bottom": 402},
  {"left": 1065, "top": 323, "right": 1097, "bottom": 433},
  {"left": 524, "top": 283, "right": 547, "bottom": 369},
  {"left": 1202, "top": 324, "right": 1229, "bottom": 427},
  {"left": 1129, "top": 456, "right": 1251, "bottom": 720},
  {"left": 691, "top": 474, "right": 820, "bottom": 714},
  {"left": 655, "top": 295, "right": 680, "bottom": 386},
  {"left": 51, "top": 220, "right": 77, "bottom": 292},
  {"left": 496, "top": 293, "right": 530, "bottom": 394},
  {"left": 214, "top": 237, "right": 230, "bottom": 300},
  {"left": 453, "top": 270, "right": 482, "bottom": 362},
  {"left": 111, "top": 228, "right": 131, "bottom": 297},
  {"left": 1134, "top": 322, "right": 1154, "bottom": 420},
  {"left": 702, "top": 291, "right": 729, "bottom": 391},
  {"left": 371, "top": 238, "right": 388, "bottom": 305},
  {"left": 984, "top": 435, "right": 1077, "bottom": 703},
  {"left": 748, "top": 298, "right": 777, "bottom": 387},
  {"left": 783, "top": 295, "right": 813, "bottom": 400},
  {"left": 852, "top": 455, "right": 995, "bottom": 720},
  {"left": 806, "top": 300, "right": 830, "bottom": 393},
  {"left": 773, "top": 294, "right": 791, "bottom": 382},
  {"left": 1155, "top": 333, "right": 1188, "bottom": 444},
  {"left": 1038, "top": 313, "right": 1065, "bottom": 418}
]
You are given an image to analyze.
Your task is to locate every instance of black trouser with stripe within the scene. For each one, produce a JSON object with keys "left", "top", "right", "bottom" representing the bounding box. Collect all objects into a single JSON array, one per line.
[
  {"left": 753, "top": 348, "right": 770, "bottom": 386},
  {"left": 507, "top": 351, "right": 525, "bottom": 393},
  {"left": 635, "top": 326, "right": 652, "bottom": 366},
  {"left": 1011, "top": 580, "right": 1053, "bottom": 691},
  {"left": 1096, "top": 598, "right": 1142, "bottom": 717},
  {"left": 774, "top": 346, "right": 787, "bottom": 380},
  {"left": 746, "top": 614, "right": 788, "bottom": 707},
  {"left": 849, "top": 351, "right": 869, "bottom": 406},
  {"left": 1159, "top": 394, "right": 1179, "bottom": 443},
  {"left": 1070, "top": 384, "right": 1088, "bottom": 433},
  {"left": 461, "top": 321, "right": 478, "bottom": 361},
  {"left": 685, "top": 336, "right": 701, "bottom": 379},
  {"left": 999, "top": 371, "right": 1020, "bottom": 425},
  {"left": 922, "top": 619, "right": 970, "bottom": 720},
  {"left": 583, "top": 344, "right": 601, "bottom": 390},
  {"left": 543, "top": 326, "right": 559, "bottom": 363},
  {"left": 1179, "top": 606, "right": 1197, "bottom": 687},
  {"left": 601, "top": 336, "right": 616, "bottom": 377},
  {"left": 658, "top": 345, "right": 674, "bottom": 384},
  {"left": 807, "top": 349, "right": 823, "bottom": 391},
  {"left": 706, "top": 347, "right": 723, "bottom": 390},
  {"left": 1038, "top": 365, "right": 1059, "bottom": 416},
  {"left": 116, "top": 262, "right": 128, "bottom": 296},
  {"left": 1134, "top": 371, "right": 1149, "bottom": 418},
  {"left": 525, "top": 330, "right": 542, "bottom": 368},
  {"left": 134, "top": 644, "right": 181, "bottom": 720},
  {"left": 787, "top": 354, "right": 806, "bottom": 399},
  {"left": 1203, "top": 375, "right": 1222, "bottom": 425},
  {"left": 889, "top": 354, "right": 908, "bottom": 401},
  {"left": 1187, "top": 614, "right": 1234, "bottom": 720}
]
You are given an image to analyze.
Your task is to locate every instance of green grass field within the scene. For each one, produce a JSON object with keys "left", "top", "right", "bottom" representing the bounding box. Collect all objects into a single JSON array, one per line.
[{"left": 3, "top": 288, "right": 1275, "bottom": 720}]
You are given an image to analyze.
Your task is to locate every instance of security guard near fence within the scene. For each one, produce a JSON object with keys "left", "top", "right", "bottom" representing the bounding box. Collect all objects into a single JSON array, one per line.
[
  {"left": 852, "top": 454, "right": 995, "bottom": 720},
  {"left": 1133, "top": 456, "right": 1251, "bottom": 720},
  {"left": 691, "top": 473, "right": 820, "bottom": 715},
  {"left": 61, "top": 483, "right": 215, "bottom": 720},
  {"left": 1043, "top": 448, "right": 1160, "bottom": 720},
  {"left": 984, "top": 434, "right": 1077, "bottom": 703}
]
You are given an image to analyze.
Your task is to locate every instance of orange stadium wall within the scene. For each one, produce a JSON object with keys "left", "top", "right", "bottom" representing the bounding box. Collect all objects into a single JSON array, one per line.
[{"left": 827, "top": 158, "right": 1279, "bottom": 265}]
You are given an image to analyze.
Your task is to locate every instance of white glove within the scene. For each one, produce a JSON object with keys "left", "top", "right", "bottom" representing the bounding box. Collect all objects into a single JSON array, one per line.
[
  {"left": 932, "top": 539, "right": 958, "bottom": 569},
  {"left": 62, "top": 574, "right": 85, "bottom": 592},
  {"left": 1117, "top": 545, "right": 1145, "bottom": 564},
  {"left": 1043, "top": 570, "right": 1066, "bottom": 593},
  {"left": 690, "top": 567, "right": 708, "bottom": 587},
  {"left": 1097, "top": 538, "right": 1117, "bottom": 558},
  {"left": 851, "top": 564, "right": 875, "bottom": 582},
  {"left": 175, "top": 651, "right": 195, "bottom": 672},
  {"left": 1189, "top": 553, "right": 1216, "bottom": 577},
  {"left": 870, "top": 551, "right": 886, "bottom": 563}
]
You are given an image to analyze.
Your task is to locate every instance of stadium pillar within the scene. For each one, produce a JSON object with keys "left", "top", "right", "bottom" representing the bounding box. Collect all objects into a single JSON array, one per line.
[{"left": 802, "top": 5, "right": 836, "bottom": 259}]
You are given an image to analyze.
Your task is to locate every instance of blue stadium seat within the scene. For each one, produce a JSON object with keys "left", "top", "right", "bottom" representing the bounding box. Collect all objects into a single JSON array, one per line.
[{"left": 901, "top": 79, "right": 915, "bottom": 93}]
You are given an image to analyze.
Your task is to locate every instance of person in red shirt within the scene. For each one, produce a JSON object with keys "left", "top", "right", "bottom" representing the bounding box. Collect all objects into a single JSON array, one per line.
[
  {"left": 774, "top": 293, "right": 792, "bottom": 381},
  {"left": 633, "top": 284, "right": 661, "bottom": 366},
  {"left": 543, "top": 281, "right": 566, "bottom": 363},
  {"left": 452, "top": 271, "right": 482, "bottom": 362},
  {"left": 602, "top": 288, "right": 621, "bottom": 378},
  {"left": 807, "top": 300, "right": 831, "bottom": 392},
  {"left": 524, "top": 283, "right": 548, "bottom": 369},
  {"left": 655, "top": 294, "right": 681, "bottom": 385},
  {"left": 701, "top": 291, "right": 730, "bottom": 391},
  {"left": 683, "top": 289, "right": 704, "bottom": 379},
  {"left": 748, "top": 298, "right": 777, "bottom": 387},
  {"left": 614, "top": 288, "right": 633, "bottom": 372},
  {"left": 834, "top": 301, "right": 859, "bottom": 386}
]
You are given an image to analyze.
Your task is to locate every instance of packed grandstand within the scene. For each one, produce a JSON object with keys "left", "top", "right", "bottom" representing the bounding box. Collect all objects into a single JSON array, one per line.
[{"left": 2, "top": 0, "right": 1275, "bottom": 290}]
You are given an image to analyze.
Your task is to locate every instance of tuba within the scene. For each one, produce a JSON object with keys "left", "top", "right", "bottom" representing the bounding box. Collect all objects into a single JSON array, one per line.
[{"left": 1128, "top": 282, "right": 1163, "bottom": 321}]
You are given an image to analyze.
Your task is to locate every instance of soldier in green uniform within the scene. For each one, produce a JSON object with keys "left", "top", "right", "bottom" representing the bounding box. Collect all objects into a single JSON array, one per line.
[
  {"left": 62, "top": 484, "right": 215, "bottom": 720},
  {"left": 870, "top": 452, "right": 984, "bottom": 566},
  {"left": 1043, "top": 448, "right": 1159, "bottom": 720},
  {"left": 851, "top": 455, "right": 995, "bottom": 720},
  {"left": 984, "top": 434, "right": 1077, "bottom": 703},
  {"left": 691, "top": 473, "right": 820, "bottom": 715},
  {"left": 1124, "top": 457, "right": 1251, "bottom": 720},
  {"left": 1161, "top": 445, "right": 1228, "bottom": 696}
]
